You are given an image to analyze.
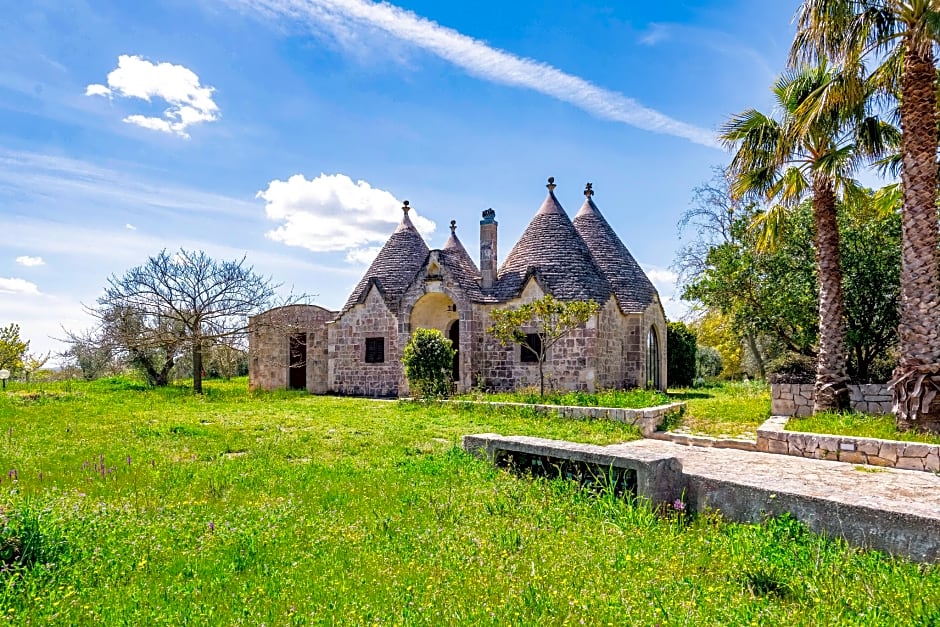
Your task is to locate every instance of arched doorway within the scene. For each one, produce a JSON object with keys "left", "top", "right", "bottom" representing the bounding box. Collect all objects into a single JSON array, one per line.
[
  {"left": 409, "top": 292, "right": 460, "bottom": 383},
  {"left": 647, "top": 326, "right": 661, "bottom": 389},
  {"left": 447, "top": 320, "right": 460, "bottom": 382}
]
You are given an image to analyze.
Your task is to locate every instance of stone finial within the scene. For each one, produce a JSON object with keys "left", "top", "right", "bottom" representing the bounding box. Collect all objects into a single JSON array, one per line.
[
  {"left": 546, "top": 176, "right": 556, "bottom": 192},
  {"left": 584, "top": 182, "right": 594, "bottom": 198},
  {"left": 450, "top": 220, "right": 456, "bottom": 234},
  {"left": 402, "top": 200, "right": 410, "bottom": 214}
]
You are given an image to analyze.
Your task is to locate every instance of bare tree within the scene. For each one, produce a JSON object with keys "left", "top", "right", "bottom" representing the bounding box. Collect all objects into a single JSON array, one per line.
[{"left": 89, "top": 249, "right": 280, "bottom": 393}]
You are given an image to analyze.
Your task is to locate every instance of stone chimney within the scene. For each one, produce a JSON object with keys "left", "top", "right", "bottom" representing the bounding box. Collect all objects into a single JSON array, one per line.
[{"left": 480, "top": 208, "right": 497, "bottom": 289}]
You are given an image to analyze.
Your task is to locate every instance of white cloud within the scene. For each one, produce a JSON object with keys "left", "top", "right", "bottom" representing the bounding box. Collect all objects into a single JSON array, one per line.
[
  {"left": 645, "top": 267, "right": 678, "bottom": 286},
  {"left": 344, "top": 246, "right": 382, "bottom": 265},
  {"left": 0, "top": 278, "right": 41, "bottom": 295},
  {"left": 233, "top": 0, "right": 719, "bottom": 148},
  {"left": 258, "top": 173, "right": 436, "bottom": 257},
  {"left": 85, "top": 54, "right": 220, "bottom": 138},
  {"left": 125, "top": 223, "right": 137, "bottom": 230},
  {"left": 641, "top": 264, "right": 689, "bottom": 321},
  {"left": 15, "top": 256, "right": 45, "bottom": 267}
]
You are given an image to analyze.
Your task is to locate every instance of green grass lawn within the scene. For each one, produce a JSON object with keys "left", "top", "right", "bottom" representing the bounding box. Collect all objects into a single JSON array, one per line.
[
  {"left": 456, "top": 387, "right": 670, "bottom": 408},
  {"left": 789, "top": 412, "right": 940, "bottom": 445},
  {"left": 1, "top": 377, "right": 938, "bottom": 624},
  {"left": 669, "top": 381, "right": 771, "bottom": 439}
]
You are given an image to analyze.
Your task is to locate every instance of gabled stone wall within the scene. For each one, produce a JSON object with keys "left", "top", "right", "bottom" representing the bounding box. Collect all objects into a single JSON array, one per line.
[
  {"left": 248, "top": 304, "right": 335, "bottom": 393},
  {"left": 469, "top": 280, "right": 600, "bottom": 393},
  {"left": 328, "top": 288, "right": 401, "bottom": 397}
]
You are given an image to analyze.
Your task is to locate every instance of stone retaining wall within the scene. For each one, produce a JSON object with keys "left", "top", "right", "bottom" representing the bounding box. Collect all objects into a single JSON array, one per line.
[
  {"left": 771, "top": 383, "right": 892, "bottom": 417},
  {"left": 451, "top": 400, "right": 685, "bottom": 437},
  {"left": 757, "top": 416, "right": 940, "bottom": 472}
]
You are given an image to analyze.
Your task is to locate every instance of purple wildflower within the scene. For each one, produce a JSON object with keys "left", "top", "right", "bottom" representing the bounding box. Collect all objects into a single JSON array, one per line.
[
  {"left": 208, "top": 521, "right": 215, "bottom": 533},
  {"left": 673, "top": 499, "right": 686, "bottom": 512}
]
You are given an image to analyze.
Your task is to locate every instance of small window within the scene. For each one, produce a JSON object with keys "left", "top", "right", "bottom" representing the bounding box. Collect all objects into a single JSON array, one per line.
[
  {"left": 521, "top": 333, "right": 541, "bottom": 363},
  {"left": 365, "top": 337, "right": 385, "bottom": 363}
]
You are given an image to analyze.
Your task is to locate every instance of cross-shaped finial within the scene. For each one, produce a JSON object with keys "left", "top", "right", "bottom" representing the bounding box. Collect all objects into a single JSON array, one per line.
[
  {"left": 584, "top": 182, "right": 594, "bottom": 198},
  {"left": 546, "top": 176, "right": 556, "bottom": 192},
  {"left": 402, "top": 200, "right": 410, "bottom": 214},
  {"left": 450, "top": 220, "right": 456, "bottom": 234}
]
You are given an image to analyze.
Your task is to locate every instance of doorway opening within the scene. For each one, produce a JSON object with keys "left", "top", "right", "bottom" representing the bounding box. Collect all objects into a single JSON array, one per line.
[{"left": 289, "top": 333, "right": 307, "bottom": 390}]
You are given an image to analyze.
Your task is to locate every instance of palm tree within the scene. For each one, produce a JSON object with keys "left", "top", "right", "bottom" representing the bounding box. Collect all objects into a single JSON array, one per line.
[
  {"left": 721, "top": 64, "right": 896, "bottom": 413},
  {"left": 792, "top": 0, "right": 940, "bottom": 430}
]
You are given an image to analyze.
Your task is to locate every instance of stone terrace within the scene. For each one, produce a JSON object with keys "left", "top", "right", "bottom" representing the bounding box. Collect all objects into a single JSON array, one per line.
[{"left": 464, "top": 433, "right": 940, "bottom": 562}]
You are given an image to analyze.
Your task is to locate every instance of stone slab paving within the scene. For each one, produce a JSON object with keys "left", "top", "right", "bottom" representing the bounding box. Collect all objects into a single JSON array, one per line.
[{"left": 612, "top": 439, "right": 940, "bottom": 520}]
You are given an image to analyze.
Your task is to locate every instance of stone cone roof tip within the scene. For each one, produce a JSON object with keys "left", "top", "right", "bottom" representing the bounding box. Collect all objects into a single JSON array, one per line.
[
  {"left": 341, "top": 204, "right": 430, "bottom": 314},
  {"left": 441, "top": 224, "right": 484, "bottom": 300},
  {"left": 494, "top": 182, "right": 612, "bottom": 303},
  {"left": 573, "top": 193, "right": 657, "bottom": 314}
]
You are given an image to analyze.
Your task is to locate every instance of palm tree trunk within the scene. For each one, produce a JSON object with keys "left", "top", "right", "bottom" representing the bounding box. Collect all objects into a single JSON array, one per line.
[
  {"left": 891, "top": 43, "right": 940, "bottom": 432},
  {"left": 812, "top": 176, "right": 849, "bottom": 413}
]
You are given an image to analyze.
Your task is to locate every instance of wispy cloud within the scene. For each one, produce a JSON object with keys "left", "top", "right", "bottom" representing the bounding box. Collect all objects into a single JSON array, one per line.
[
  {"left": 638, "top": 23, "right": 775, "bottom": 82},
  {"left": 232, "top": 0, "right": 720, "bottom": 148},
  {"left": 86, "top": 55, "right": 220, "bottom": 138},
  {"left": 0, "top": 148, "right": 257, "bottom": 219}
]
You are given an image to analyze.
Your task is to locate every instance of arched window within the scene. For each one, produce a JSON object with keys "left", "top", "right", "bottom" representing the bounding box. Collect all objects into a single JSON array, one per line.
[{"left": 647, "top": 327, "right": 661, "bottom": 389}]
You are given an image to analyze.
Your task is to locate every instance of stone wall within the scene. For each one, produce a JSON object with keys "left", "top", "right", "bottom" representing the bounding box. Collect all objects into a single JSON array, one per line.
[
  {"left": 757, "top": 415, "right": 940, "bottom": 472},
  {"left": 771, "top": 383, "right": 893, "bottom": 416},
  {"left": 328, "top": 288, "right": 401, "bottom": 397},
  {"left": 248, "top": 304, "right": 335, "bottom": 393}
]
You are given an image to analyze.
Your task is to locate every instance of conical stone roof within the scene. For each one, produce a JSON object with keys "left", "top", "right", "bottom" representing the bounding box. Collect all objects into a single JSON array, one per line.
[
  {"left": 341, "top": 202, "right": 430, "bottom": 314},
  {"left": 573, "top": 184, "right": 657, "bottom": 313},
  {"left": 441, "top": 221, "right": 484, "bottom": 301},
  {"left": 494, "top": 178, "right": 611, "bottom": 303}
]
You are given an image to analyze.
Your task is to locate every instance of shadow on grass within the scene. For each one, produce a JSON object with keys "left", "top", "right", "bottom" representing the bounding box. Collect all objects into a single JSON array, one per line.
[{"left": 668, "top": 392, "right": 714, "bottom": 400}]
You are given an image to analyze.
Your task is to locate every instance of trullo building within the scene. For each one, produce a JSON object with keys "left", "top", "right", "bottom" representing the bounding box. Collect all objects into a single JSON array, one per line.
[{"left": 249, "top": 178, "right": 667, "bottom": 396}]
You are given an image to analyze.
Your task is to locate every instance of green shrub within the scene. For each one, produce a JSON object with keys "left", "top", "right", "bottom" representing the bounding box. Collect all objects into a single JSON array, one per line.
[
  {"left": 667, "top": 322, "right": 697, "bottom": 387},
  {"left": 402, "top": 328, "right": 456, "bottom": 399}
]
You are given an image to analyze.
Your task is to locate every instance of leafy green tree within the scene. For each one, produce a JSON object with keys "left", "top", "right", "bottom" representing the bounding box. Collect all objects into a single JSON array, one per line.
[
  {"left": 0, "top": 323, "right": 29, "bottom": 375},
  {"left": 684, "top": 193, "right": 901, "bottom": 384},
  {"left": 792, "top": 0, "right": 940, "bottom": 429},
  {"left": 721, "top": 63, "right": 895, "bottom": 412},
  {"left": 667, "top": 322, "right": 697, "bottom": 387},
  {"left": 402, "top": 328, "right": 456, "bottom": 399},
  {"left": 488, "top": 295, "right": 600, "bottom": 396}
]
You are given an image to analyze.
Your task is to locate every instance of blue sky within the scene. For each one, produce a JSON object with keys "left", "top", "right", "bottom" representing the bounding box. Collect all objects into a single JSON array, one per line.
[{"left": 1, "top": 0, "right": 799, "bottom": 359}]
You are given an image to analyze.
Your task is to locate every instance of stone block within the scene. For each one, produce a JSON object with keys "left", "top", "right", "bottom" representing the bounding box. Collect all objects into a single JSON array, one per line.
[
  {"left": 925, "top": 452, "right": 940, "bottom": 473},
  {"left": 838, "top": 451, "right": 866, "bottom": 465},
  {"left": 901, "top": 443, "right": 932, "bottom": 459},
  {"left": 856, "top": 440, "right": 881, "bottom": 456},
  {"left": 878, "top": 443, "right": 899, "bottom": 464},
  {"left": 867, "top": 455, "right": 893, "bottom": 467},
  {"left": 772, "top": 399, "right": 796, "bottom": 416},
  {"left": 896, "top": 456, "right": 926, "bottom": 472},
  {"left": 767, "top": 439, "right": 789, "bottom": 455}
]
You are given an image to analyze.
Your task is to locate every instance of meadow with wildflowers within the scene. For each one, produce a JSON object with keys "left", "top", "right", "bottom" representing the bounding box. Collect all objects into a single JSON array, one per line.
[{"left": 0, "top": 377, "right": 938, "bottom": 624}]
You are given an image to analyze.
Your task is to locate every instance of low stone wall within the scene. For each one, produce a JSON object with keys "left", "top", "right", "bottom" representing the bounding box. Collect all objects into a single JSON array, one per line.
[
  {"left": 771, "top": 383, "right": 893, "bottom": 417},
  {"left": 451, "top": 400, "right": 685, "bottom": 437},
  {"left": 757, "top": 416, "right": 940, "bottom": 472}
]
